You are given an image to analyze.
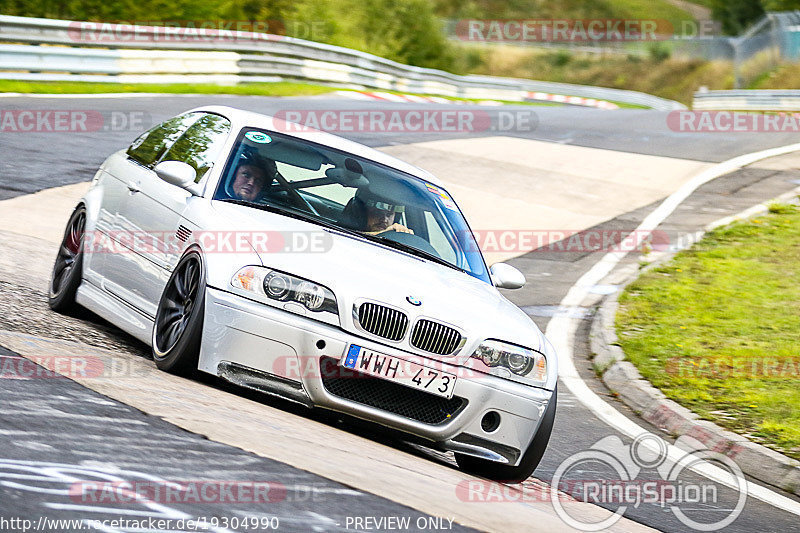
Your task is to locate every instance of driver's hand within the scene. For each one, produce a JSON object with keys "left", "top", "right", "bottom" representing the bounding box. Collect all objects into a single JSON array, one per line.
[{"left": 385, "top": 223, "right": 414, "bottom": 234}]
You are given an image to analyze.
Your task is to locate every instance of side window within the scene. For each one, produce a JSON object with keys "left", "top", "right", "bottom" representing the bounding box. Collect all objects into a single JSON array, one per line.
[
  {"left": 127, "top": 113, "right": 200, "bottom": 166},
  {"left": 160, "top": 114, "right": 231, "bottom": 183}
]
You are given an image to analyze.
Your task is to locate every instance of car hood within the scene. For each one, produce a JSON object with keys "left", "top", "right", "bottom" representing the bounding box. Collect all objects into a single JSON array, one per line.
[{"left": 208, "top": 202, "right": 547, "bottom": 355}]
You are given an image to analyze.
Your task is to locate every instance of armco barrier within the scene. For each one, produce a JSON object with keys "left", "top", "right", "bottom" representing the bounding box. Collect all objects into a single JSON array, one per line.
[
  {"left": 693, "top": 90, "right": 800, "bottom": 111},
  {"left": 0, "top": 15, "right": 685, "bottom": 110},
  {"left": 0, "top": 44, "right": 240, "bottom": 75}
]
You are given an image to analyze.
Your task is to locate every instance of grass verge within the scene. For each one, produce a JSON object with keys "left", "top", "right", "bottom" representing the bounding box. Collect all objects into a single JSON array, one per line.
[
  {"left": 466, "top": 45, "right": 733, "bottom": 106},
  {"left": 616, "top": 203, "right": 800, "bottom": 460},
  {"left": 0, "top": 80, "right": 336, "bottom": 96},
  {"left": 0, "top": 80, "right": 565, "bottom": 106}
]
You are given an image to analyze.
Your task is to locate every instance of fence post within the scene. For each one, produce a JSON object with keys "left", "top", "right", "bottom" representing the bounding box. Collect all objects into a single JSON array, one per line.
[{"left": 732, "top": 37, "right": 743, "bottom": 89}]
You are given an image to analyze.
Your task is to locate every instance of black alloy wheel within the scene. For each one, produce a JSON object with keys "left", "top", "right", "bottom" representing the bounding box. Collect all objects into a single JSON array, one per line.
[
  {"left": 152, "top": 250, "right": 205, "bottom": 374},
  {"left": 49, "top": 206, "right": 87, "bottom": 312}
]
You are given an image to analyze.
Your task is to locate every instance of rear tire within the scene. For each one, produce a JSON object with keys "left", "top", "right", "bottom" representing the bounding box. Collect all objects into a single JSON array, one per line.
[
  {"left": 49, "top": 206, "right": 86, "bottom": 313},
  {"left": 455, "top": 384, "right": 557, "bottom": 483},
  {"left": 152, "top": 249, "right": 205, "bottom": 375}
]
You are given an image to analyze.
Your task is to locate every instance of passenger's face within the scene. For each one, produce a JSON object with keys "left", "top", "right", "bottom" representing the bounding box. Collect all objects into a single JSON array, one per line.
[
  {"left": 366, "top": 205, "right": 395, "bottom": 232},
  {"left": 232, "top": 165, "right": 267, "bottom": 202}
]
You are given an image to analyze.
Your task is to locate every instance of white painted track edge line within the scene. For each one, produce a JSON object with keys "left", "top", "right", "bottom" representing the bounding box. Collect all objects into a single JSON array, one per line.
[{"left": 546, "top": 141, "right": 800, "bottom": 517}]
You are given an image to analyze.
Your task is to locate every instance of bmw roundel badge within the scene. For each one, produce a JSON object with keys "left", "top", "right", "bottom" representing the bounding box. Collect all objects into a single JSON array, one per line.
[{"left": 406, "top": 296, "right": 422, "bottom": 306}]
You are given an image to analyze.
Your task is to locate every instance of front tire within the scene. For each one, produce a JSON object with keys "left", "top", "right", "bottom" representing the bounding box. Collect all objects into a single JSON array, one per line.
[
  {"left": 455, "top": 385, "right": 557, "bottom": 483},
  {"left": 152, "top": 249, "right": 205, "bottom": 375},
  {"left": 49, "top": 206, "right": 86, "bottom": 313}
]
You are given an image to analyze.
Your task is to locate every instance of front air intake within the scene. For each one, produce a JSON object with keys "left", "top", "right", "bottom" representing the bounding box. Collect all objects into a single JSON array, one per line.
[
  {"left": 355, "top": 302, "right": 408, "bottom": 341},
  {"left": 410, "top": 319, "right": 462, "bottom": 355}
]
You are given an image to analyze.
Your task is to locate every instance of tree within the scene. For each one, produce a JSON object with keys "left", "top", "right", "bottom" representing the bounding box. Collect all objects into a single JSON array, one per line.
[
  {"left": 710, "top": 0, "right": 765, "bottom": 35},
  {"left": 761, "top": 0, "right": 800, "bottom": 10}
]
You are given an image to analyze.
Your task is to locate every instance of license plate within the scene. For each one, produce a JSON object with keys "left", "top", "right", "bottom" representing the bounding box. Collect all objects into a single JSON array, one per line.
[{"left": 340, "top": 344, "right": 457, "bottom": 399}]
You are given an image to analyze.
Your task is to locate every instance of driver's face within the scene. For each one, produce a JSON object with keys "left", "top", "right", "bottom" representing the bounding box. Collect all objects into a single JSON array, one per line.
[
  {"left": 366, "top": 205, "right": 395, "bottom": 232},
  {"left": 232, "top": 165, "right": 267, "bottom": 202}
]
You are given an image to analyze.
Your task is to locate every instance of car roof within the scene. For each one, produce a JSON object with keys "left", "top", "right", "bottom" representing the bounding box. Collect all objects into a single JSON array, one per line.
[{"left": 188, "top": 105, "right": 443, "bottom": 187}]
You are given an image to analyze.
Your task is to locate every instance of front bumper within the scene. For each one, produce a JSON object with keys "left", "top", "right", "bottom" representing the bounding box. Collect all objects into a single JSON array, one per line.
[{"left": 199, "top": 287, "right": 554, "bottom": 466}]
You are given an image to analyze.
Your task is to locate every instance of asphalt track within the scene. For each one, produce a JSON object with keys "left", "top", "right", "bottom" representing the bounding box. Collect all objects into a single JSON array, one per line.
[
  {"left": 1, "top": 94, "right": 800, "bottom": 201},
  {"left": 1, "top": 94, "right": 800, "bottom": 532}
]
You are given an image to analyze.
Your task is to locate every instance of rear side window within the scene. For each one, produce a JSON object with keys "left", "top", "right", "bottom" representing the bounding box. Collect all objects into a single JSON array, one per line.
[
  {"left": 159, "top": 114, "right": 231, "bottom": 182},
  {"left": 126, "top": 113, "right": 200, "bottom": 166}
]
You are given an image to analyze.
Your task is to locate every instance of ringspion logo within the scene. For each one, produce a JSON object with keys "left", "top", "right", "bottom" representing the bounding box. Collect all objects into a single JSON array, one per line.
[
  {"left": 457, "top": 433, "right": 747, "bottom": 531},
  {"left": 551, "top": 433, "right": 746, "bottom": 531}
]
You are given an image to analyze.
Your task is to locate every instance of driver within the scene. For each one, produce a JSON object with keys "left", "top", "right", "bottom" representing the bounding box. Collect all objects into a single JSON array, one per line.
[
  {"left": 356, "top": 189, "right": 413, "bottom": 235},
  {"left": 231, "top": 164, "right": 267, "bottom": 202},
  {"left": 365, "top": 201, "right": 413, "bottom": 234},
  {"left": 231, "top": 156, "right": 277, "bottom": 202}
]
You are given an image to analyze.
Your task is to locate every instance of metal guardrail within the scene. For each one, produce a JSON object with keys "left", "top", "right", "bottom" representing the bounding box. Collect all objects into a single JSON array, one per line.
[
  {"left": 693, "top": 90, "right": 800, "bottom": 111},
  {"left": 0, "top": 15, "right": 686, "bottom": 110}
]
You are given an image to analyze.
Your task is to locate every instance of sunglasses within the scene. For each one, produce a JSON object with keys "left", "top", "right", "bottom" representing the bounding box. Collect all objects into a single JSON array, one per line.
[{"left": 368, "top": 200, "right": 405, "bottom": 213}]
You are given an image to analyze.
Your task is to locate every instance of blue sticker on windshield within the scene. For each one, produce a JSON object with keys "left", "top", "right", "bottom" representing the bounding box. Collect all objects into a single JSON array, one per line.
[{"left": 245, "top": 131, "right": 272, "bottom": 144}]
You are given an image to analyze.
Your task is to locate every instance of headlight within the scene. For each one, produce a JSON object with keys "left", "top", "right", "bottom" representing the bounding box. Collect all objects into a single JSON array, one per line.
[
  {"left": 470, "top": 340, "right": 547, "bottom": 386},
  {"left": 264, "top": 271, "right": 291, "bottom": 300},
  {"left": 231, "top": 266, "right": 338, "bottom": 324},
  {"left": 295, "top": 281, "right": 326, "bottom": 310}
]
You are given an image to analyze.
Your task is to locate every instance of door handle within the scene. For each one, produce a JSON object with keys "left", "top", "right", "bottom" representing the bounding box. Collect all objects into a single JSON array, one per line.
[{"left": 126, "top": 181, "right": 141, "bottom": 193}]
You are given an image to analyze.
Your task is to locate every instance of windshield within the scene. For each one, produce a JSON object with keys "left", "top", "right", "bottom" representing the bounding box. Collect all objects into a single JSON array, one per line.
[{"left": 213, "top": 128, "right": 490, "bottom": 283}]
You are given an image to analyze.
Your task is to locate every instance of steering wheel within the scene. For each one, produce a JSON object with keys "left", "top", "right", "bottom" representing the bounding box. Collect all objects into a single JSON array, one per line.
[
  {"left": 377, "top": 230, "right": 441, "bottom": 258},
  {"left": 290, "top": 188, "right": 320, "bottom": 217}
]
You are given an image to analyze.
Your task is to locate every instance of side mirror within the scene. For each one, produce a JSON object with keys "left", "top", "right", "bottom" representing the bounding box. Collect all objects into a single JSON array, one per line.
[
  {"left": 154, "top": 161, "right": 197, "bottom": 190},
  {"left": 490, "top": 263, "right": 526, "bottom": 289}
]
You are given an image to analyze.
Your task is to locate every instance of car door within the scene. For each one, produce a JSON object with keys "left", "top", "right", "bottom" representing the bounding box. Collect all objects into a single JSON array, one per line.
[
  {"left": 82, "top": 163, "right": 127, "bottom": 288},
  {"left": 100, "top": 112, "right": 203, "bottom": 316},
  {"left": 86, "top": 117, "right": 199, "bottom": 287},
  {"left": 106, "top": 113, "right": 232, "bottom": 319}
]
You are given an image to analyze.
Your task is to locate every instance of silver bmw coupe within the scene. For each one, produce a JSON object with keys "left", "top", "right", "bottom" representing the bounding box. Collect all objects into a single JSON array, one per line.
[{"left": 49, "top": 106, "right": 557, "bottom": 482}]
